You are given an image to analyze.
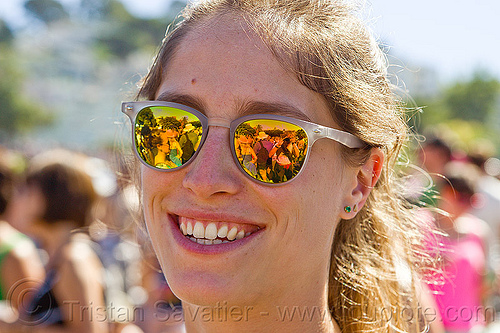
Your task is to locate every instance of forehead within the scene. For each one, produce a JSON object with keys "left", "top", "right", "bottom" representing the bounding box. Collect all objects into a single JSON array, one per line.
[{"left": 158, "top": 15, "right": 336, "bottom": 127}]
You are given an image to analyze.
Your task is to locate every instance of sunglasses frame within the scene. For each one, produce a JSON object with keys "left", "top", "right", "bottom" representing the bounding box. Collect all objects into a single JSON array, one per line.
[{"left": 122, "top": 101, "right": 365, "bottom": 185}]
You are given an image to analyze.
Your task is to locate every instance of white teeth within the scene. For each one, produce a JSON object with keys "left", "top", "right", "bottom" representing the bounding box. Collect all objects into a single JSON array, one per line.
[
  {"left": 236, "top": 230, "right": 245, "bottom": 240},
  {"left": 205, "top": 223, "right": 218, "bottom": 240},
  {"left": 178, "top": 217, "right": 257, "bottom": 244},
  {"left": 193, "top": 222, "right": 205, "bottom": 238},
  {"left": 217, "top": 225, "right": 228, "bottom": 238},
  {"left": 227, "top": 227, "right": 238, "bottom": 241}
]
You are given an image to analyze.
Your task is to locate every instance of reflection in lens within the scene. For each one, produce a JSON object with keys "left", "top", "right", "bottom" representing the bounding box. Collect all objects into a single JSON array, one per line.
[
  {"left": 234, "top": 119, "right": 308, "bottom": 183},
  {"left": 135, "top": 107, "right": 202, "bottom": 169}
]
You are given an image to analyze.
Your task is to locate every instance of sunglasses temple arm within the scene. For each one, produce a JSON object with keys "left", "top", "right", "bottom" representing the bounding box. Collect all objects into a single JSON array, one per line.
[{"left": 326, "top": 128, "right": 364, "bottom": 149}]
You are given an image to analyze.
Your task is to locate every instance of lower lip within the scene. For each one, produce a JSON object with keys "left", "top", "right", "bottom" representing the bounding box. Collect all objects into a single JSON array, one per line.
[{"left": 166, "top": 214, "right": 263, "bottom": 255}]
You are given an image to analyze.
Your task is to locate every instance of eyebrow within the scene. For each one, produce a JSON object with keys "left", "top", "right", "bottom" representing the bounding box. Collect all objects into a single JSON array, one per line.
[
  {"left": 238, "top": 101, "right": 312, "bottom": 122},
  {"left": 156, "top": 91, "right": 207, "bottom": 113},
  {"left": 155, "top": 91, "right": 312, "bottom": 122}
]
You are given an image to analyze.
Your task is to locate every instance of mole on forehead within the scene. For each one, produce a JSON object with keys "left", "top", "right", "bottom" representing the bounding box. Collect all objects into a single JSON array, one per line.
[{"left": 155, "top": 91, "right": 312, "bottom": 122}]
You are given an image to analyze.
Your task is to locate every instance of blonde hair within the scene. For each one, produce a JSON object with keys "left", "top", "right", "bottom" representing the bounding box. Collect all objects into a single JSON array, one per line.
[{"left": 137, "top": 1, "right": 433, "bottom": 331}]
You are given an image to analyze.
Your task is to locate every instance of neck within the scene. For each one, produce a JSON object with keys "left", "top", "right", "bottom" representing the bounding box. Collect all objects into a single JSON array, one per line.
[
  {"left": 183, "top": 295, "right": 340, "bottom": 333},
  {"left": 35, "top": 220, "right": 78, "bottom": 258}
]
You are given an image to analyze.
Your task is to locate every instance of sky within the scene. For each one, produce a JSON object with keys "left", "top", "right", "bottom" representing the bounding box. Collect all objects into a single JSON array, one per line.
[
  {"left": 1, "top": 0, "right": 499, "bottom": 82},
  {"left": 367, "top": 0, "right": 500, "bottom": 82}
]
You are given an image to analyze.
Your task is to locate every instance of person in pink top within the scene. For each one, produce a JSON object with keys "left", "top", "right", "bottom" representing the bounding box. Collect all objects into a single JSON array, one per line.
[{"left": 428, "top": 161, "right": 491, "bottom": 333}]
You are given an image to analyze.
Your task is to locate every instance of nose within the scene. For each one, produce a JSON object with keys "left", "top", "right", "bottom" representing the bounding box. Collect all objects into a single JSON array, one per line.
[{"left": 182, "top": 126, "right": 242, "bottom": 199}]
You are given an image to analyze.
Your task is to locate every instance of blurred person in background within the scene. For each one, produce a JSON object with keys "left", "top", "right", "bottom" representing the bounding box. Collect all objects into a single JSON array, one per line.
[
  {"left": 418, "top": 136, "right": 453, "bottom": 178},
  {"left": 468, "top": 144, "right": 500, "bottom": 270},
  {"left": 467, "top": 142, "right": 500, "bottom": 321},
  {"left": 135, "top": 239, "right": 182, "bottom": 333},
  {"left": 0, "top": 149, "right": 109, "bottom": 333},
  {"left": 415, "top": 135, "right": 454, "bottom": 207},
  {"left": 428, "top": 161, "right": 491, "bottom": 333},
  {"left": 0, "top": 148, "right": 44, "bottom": 320}
]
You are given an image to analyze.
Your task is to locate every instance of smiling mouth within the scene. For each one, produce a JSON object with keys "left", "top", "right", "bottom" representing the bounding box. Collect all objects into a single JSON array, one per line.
[{"left": 176, "top": 216, "right": 261, "bottom": 245}]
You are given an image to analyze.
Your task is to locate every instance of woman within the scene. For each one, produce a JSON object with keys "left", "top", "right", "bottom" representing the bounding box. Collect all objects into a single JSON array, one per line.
[
  {"left": 166, "top": 129, "right": 183, "bottom": 168},
  {"left": 2, "top": 150, "right": 109, "bottom": 333},
  {"left": 237, "top": 135, "right": 258, "bottom": 177},
  {"left": 270, "top": 137, "right": 299, "bottom": 182},
  {"left": 123, "top": 0, "right": 434, "bottom": 332},
  {"left": 0, "top": 152, "right": 44, "bottom": 313},
  {"left": 428, "top": 162, "right": 489, "bottom": 332},
  {"left": 155, "top": 127, "right": 171, "bottom": 167}
]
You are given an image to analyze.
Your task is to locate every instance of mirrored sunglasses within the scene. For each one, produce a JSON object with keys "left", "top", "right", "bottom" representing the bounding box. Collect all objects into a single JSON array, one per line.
[{"left": 122, "top": 101, "right": 365, "bottom": 185}]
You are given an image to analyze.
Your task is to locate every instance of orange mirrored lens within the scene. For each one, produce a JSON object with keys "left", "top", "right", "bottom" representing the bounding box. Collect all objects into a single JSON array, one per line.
[
  {"left": 234, "top": 119, "right": 308, "bottom": 183},
  {"left": 135, "top": 106, "right": 202, "bottom": 169}
]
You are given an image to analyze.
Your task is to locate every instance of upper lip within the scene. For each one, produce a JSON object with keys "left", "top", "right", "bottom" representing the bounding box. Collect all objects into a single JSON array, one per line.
[{"left": 169, "top": 208, "right": 266, "bottom": 229}]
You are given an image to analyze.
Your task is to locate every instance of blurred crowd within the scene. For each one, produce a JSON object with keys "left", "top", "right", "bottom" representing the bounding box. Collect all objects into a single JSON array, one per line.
[
  {"left": 1, "top": 135, "right": 500, "bottom": 332},
  {"left": 408, "top": 133, "right": 500, "bottom": 333},
  {"left": 0, "top": 146, "right": 182, "bottom": 333}
]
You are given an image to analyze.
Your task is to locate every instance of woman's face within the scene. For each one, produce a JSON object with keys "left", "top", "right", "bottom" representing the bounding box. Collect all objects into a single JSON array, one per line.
[
  {"left": 142, "top": 17, "right": 358, "bottom": 308},
  {"left": 7, "top": 184, "right": 46, "bottom": 236}
]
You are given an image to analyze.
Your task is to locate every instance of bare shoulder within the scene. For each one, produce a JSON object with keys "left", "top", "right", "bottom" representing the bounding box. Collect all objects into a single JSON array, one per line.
[
  {"left": 1, "top": 223, "right": 44, "bottom": 309},
  {"left": 58, "top": 234, "right": 104, "bottom": 284},
  {"left": 63, "top": 234, "right": 101, "bottom": 263},
  {"left": 0, "top": 221, "right": 43, "bottom": 276}
]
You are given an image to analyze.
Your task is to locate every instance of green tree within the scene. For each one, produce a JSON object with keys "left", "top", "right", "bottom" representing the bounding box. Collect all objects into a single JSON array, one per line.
[
  {"left": 445, "top": 70, "right": 500, "bottom": 122},
  {"left": 78, "top": 0, "right": 108, "bottom": 21},
  {"left": 24, "top": 0, "right": 69, "bottom": 25},
  {"left": 0, "top": 19, "right": 14, "bottom": 44},
  {"left": 158, "top": 116, "right": 182, "bottom": 130},
  {"left": 415, "top": 70, "right": 500, "bottom": 129},
  {"left": 236, "top": 123, "right": 256, "bottom": 137},
  {"left": 414, "top": 70, "right": 500, "bottom": 153},
  {"left": 412, "top": 95, "right": 449, "bottom": 130},
  {"left": 0, "top": 47, "right": 53, "bottom": 140},
  {"left": 95, "top": 0, "right": 171, "bottom": 59},
  {"left": 136, "top": 108, "right": 157, "bottom": 127}
]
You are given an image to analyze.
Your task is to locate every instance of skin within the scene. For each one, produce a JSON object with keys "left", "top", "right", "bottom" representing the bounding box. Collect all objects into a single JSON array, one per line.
[
  {"left": 0, "top": 221, "right": 45, "bottom": 310},
  {"left": 142, "top": 15, "right": 382, "bottom": 333},
  {"left": 1, "top": 185, "right": 109, "bottom": 333},
  {"left": 418, "top": 145, "right": 450, "bottom": 176}
]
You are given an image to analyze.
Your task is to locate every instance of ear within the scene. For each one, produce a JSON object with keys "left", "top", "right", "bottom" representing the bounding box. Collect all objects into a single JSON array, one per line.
[{"left": 339, "top": 148, "right": 384, "bottom": 219}]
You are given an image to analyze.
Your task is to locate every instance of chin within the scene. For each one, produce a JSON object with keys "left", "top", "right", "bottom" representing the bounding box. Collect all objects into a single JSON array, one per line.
[{"left": 163, "top": 269, "right": 255, "bottom": 307}]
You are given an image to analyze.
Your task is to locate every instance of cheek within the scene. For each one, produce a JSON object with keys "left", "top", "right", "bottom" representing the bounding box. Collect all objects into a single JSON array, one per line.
[
  {"left": 277, "top": 144, "right": 345, "bottom": 251},
  {"left": 141, "top": 167, "right": 176, "bottom": 205},
  {"left": 140, "top": 168, "right": 171, "bottom": 237},
  {"left": 302, "top": 143, "right": 345, "bottom": 215},
  {"left": 140, "top": 168, "right": 177, "bottom": 270}
]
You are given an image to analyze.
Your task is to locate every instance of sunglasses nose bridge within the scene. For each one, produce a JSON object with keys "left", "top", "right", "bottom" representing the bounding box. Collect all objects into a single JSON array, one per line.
[{"left": 208, "top": 117, "right": 231, "bottom": 129}]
